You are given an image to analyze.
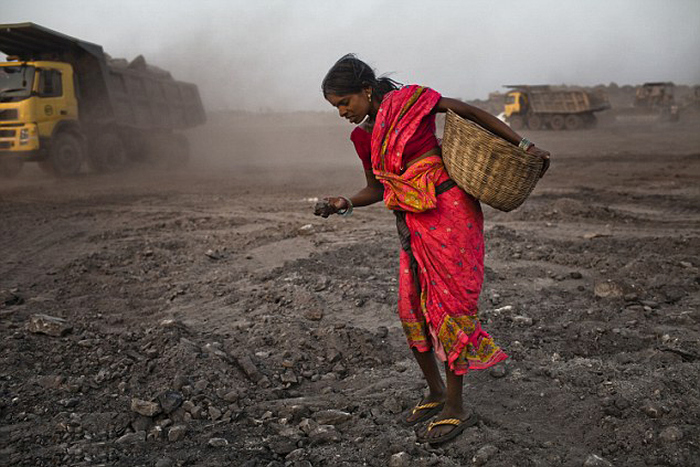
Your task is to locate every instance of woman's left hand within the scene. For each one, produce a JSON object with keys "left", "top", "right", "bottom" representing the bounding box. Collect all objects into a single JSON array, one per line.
[{"left": 527, "top": 145, "right": 551, "bottom": 177}]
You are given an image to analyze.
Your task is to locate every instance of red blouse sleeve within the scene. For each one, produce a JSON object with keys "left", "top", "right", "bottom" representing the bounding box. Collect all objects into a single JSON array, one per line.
[{"left": 350, "top": 126, "right": 372, "bottom": 171}]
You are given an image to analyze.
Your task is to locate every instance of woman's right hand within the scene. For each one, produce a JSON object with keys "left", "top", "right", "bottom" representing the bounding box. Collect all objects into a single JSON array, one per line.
[
  {"left": 313, "top": 197, "right": 348, "bottom": 218},
  {"left": 526, "top": 145, "right": 551, "bottom": 177}
]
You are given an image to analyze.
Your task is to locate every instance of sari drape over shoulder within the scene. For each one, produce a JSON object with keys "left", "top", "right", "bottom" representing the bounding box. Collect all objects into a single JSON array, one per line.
[{"left": 370, "top": 85, "right": 507, "bottom": 375}]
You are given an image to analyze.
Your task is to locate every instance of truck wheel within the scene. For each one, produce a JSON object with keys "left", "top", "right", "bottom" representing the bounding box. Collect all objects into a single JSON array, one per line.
[
  {"left": 89, "top": 133, "right": 127, "bottom": 173},
  {"left": 550, "top": 115, "right": 565, "bottom": 131},
  {"left": 48, "top": 132, "right": 84, "bottom": 176},
  {"left": 508, "top": 115, "right": 524, "bottom": 130},
  {"left": 0, "top": 158, "right": 23, "bottom": 179},
  {"left": 527, "top": 115, "right": 543, "bottom": 130},
  {"left": 565, "top": 115, "right": 583, "bottom": 130}
]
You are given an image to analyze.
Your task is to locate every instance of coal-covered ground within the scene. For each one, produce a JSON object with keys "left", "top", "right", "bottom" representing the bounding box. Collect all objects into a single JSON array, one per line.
[{"left": 1, "top": 113, "right": 699, "bottom": 466}]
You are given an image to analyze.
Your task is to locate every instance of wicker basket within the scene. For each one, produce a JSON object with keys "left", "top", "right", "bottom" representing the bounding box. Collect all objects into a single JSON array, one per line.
[{"left": 442, "top": 109, "right": 544, "bottom": 212}]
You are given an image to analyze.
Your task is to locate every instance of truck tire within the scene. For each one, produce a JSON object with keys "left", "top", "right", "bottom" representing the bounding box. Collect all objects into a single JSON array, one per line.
[
  {"left": 527, "top": 115, "right": 543, "bottom": 130},
  {"left": 48, "top": 132, "right": 84, "bottom": 176},
  {"left": 550, "top": 115, "right": 565, "bottom": 131},
  {"left": 508, "top": 115, "right": 525, "bottom": 130},
  {"left": 89, "top": 133, "right": 127, "bottom": 173},
  {"left": 0, "top": 158, "right": 23, "bottom": 178},
  {"left": 565, "top": 114, "right": 583, "bottom": 130}
]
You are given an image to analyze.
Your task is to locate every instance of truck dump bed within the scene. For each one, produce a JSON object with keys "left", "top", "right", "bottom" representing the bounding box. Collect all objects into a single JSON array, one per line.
[
  {"left": 0, "top": 22, "right": 205, "bottom": 130},
  {"left": 106, "top": 55, "right": 206, "bottom": 130},
  {"left": 528, "top": 90, "right": 610, "bottom": 114}
]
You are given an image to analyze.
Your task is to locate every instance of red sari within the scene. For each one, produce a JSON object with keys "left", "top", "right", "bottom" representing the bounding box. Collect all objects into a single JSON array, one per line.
[{"left": 370, "top": 85, "right": 507, "bottom": 375}]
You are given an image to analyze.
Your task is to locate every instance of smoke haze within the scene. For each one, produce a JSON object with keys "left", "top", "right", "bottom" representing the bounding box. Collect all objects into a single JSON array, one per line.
[{"left": 2, "top": 0, "right": 700, "bottom": 112}]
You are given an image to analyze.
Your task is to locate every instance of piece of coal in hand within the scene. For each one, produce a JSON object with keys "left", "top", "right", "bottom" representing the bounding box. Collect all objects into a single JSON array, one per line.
[{"left": 314, "top": 199, "right": 335, "bottom": 218}]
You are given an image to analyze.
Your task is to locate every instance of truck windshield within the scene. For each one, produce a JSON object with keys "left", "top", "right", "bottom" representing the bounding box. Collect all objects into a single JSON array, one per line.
[
  {"left": 506, "top": 94, "right": 516, "bottom": 105},
  {"left": 0, "top": 65, "right": 36, "bottom": 102}
]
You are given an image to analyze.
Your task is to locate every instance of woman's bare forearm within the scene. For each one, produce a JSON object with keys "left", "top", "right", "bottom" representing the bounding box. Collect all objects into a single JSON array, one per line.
[
  {"left": 436, "top": 97, "right": 524, "bottom": 146},
  {"left": 349, "top": 184, "right": 384, "bottom": 207},
  {"left": 347, "top": 169, "right": 384, "bottom": 207}
]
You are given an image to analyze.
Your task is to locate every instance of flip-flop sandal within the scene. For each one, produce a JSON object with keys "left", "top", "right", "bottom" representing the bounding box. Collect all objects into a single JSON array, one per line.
[
  {"left": 401, "top": 401, "right": 445, "bottom": 427},
  {"left": 417, "top": 412, "right": 478, "bottom": 445}
]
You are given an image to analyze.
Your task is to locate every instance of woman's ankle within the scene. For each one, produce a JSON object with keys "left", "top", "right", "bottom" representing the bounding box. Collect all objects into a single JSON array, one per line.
[
  {"left": 423, "top": 387, "right": 446, "bottom": 401},
  {"left": 442, "top": 399, "right": 466, "bottom": 415}
]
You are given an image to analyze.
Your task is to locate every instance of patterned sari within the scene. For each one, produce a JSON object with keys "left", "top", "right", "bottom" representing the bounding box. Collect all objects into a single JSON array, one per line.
[{"left": 371, "top": 85, "right": 507, "bottom": 375}]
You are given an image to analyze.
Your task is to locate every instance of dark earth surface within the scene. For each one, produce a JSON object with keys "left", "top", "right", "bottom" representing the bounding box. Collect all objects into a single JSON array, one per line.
[{"left": 1, "top": 113, "right": 699, "bottom": 466}]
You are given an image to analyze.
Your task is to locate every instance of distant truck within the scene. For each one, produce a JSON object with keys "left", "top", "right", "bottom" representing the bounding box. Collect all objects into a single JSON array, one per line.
[
  {"left": 503, "top": 85, "right": 610, "bottom": 131},
  {"left": 0, "top": 23, "right": 206, "bottom": 178},
  {"left": 691, "top": 85, "right": 700, "bottom": 107},
  {"left": 634, "top": 82, "right": 675, "bottom": 108},
  {"left": 634, "top": 82, "right": 679, "bottom": 121},
  {"left": 684, "top": 85, "right": 700, "bottom": 112},
  {"left": 614, "top": 82, "right": 680, "bottom": 124}
]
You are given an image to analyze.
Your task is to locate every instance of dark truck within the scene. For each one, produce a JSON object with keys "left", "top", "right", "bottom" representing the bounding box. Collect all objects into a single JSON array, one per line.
[
  {"left": 614, "top": 82, "right": 681, "bottom": 124},
  {"left": 0, "top": 22, "right": 206, "bottom": 177}
]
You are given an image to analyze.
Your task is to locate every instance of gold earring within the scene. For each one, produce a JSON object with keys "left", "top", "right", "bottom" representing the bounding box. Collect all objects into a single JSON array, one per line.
[{"left": 367, "top": 93, "right": 372, "bottom": 103}]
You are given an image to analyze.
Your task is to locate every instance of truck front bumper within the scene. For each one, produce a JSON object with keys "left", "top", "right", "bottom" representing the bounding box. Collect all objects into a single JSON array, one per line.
[
  {"left": 0, "top": 149, "right": 44, "bottom": 161},
  {"left": 0, "top": 123, "right": 45, "bottom": 161}
]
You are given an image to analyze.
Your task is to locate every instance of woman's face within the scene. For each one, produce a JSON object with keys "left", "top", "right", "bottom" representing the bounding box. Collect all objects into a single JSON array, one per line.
[{"left": 325, "top": 89, "right": 372, "bottom": 124}]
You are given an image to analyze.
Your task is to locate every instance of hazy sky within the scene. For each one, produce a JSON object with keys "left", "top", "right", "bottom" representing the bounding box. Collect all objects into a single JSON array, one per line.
[{"left": 3, "top": 0, "right": 699, "bottom": 112}]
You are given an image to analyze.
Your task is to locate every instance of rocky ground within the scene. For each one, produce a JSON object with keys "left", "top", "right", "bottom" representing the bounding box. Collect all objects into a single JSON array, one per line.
[{"left": 1, "top": 114, "right": 699, "bottom": 466}]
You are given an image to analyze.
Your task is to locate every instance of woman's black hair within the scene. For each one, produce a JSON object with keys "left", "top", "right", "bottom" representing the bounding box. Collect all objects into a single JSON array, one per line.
[{"left": 321, "top": 53, "right": 400, "bottom": 101}]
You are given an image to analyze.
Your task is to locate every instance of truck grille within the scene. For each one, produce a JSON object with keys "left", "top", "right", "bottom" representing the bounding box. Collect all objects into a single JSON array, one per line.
[
  {"left": 0, "top": 129, "right": 16, "bottom": 137},
  {"left": 0, "top": 109, "right": 19, "bottom": 121}
]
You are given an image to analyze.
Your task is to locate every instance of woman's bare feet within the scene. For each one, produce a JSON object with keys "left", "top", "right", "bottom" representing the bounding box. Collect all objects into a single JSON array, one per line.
[
  {"left": 415, "top": 363, "right": 476, "bottom": 444},
  {"left": 403, "top": 390, "right": 446, "bottom": 425},
  {"left": 416, "top": 404, "right": 477, "bottom": 444}
]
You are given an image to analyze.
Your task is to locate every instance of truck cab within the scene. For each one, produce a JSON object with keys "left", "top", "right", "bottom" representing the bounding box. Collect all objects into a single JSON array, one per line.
[
  {"left": 504, "top": 91, "right": 526, "bottom": 118},
  {"left": 0, "top": 60, "right": 79, "bottom": 168}
]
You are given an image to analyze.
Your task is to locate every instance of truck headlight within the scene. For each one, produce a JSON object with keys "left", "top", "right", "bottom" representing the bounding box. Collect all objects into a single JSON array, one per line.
[{"left": 19, "top": 126, "right": 36, "bottom": 145}]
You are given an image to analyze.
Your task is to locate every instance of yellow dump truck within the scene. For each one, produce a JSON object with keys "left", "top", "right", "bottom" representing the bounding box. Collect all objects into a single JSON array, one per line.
[
  {"left": 503, "top": 85, "right": 610, "bottom": 131},
  {"left": 0, "top": 23, "right": 206, "bottom": 178}
]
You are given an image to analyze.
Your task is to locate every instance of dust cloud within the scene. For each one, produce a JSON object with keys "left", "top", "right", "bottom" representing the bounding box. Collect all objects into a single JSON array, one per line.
[{"left": 3, "top": 1, "right": 700, "bottom": 112}]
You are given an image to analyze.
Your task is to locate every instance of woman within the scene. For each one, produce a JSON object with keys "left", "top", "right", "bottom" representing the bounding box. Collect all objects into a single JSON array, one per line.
[{"left": 314, "top": 54, "right": 550, "bottom": 444}]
